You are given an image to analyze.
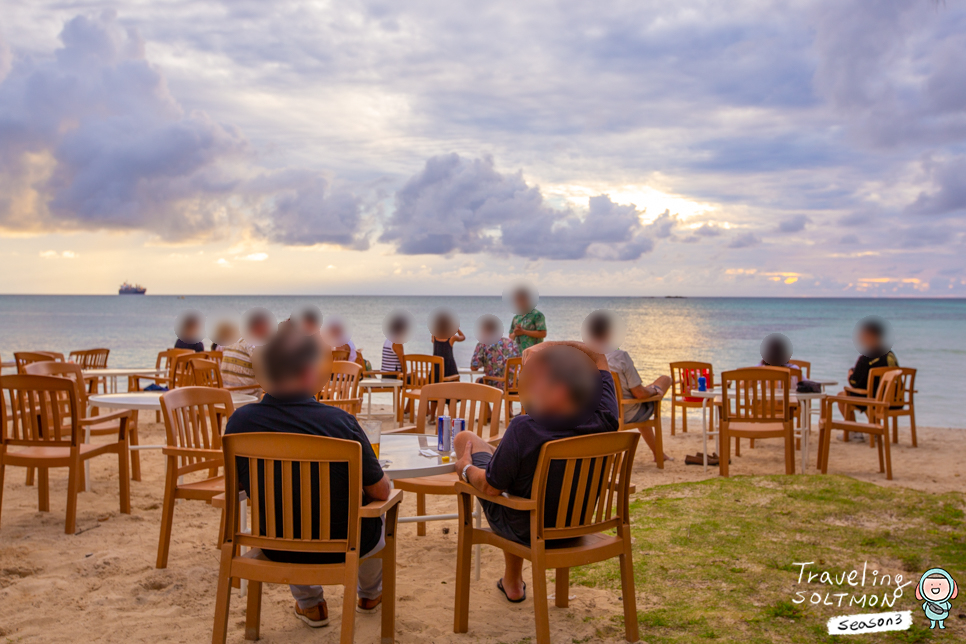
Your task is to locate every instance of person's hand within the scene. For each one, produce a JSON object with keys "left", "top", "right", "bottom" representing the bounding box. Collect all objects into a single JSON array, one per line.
[{"left": 456, "top": 440, "right": 473, "bottom": 474}]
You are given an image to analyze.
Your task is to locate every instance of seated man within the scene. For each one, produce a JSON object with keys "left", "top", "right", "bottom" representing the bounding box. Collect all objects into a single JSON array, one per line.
[
  {"left": 470, "top": 314, "right": 520, "bottom": 384},
  {"left": 838, "top": 317, "right": 899, "bottom": 424},
  {"left": 220, "top": 312, "right": 272, "bottom": 393},
  {"left": 174, "top": 312, "right": 205, "bottom": 352},
  {"left": 583, "top": 310, "right": 671, "bottom": 463},
  {"left": 454, "top": 341, "right": 618, "bottom": 602},
  {"left": 225, "top": 327, "right": 391, "bottom": 628}
]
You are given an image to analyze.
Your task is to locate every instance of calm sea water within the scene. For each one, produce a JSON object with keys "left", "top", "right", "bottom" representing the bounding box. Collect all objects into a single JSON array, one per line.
[{"left": 0, "top": 296, "right": 962, "bottom": 428}]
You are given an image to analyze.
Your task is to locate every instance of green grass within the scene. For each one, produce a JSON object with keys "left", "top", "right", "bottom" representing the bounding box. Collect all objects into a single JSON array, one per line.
[{"left": 573, "top": 475, "right": 965, "bottom": 644}]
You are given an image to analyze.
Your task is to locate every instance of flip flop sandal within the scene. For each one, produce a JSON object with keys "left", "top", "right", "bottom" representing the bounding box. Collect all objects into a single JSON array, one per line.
[{"left": 497, "top": 578, "right": 527, "bottom": 603}]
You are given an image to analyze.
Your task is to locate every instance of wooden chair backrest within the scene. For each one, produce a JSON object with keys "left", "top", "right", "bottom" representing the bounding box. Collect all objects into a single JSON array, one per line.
[
  {"left": 531, "top": 431, "right": 639, "bottom": 541},
  {"left": 318, "top": 361, "right": 362, "bottom": 401},
  {"left": 160, "top": 387, "right": 234, "bottom": 473},
  {"left": 404, "top": 355, "right": 443, "bottom": 389},
  {"left": 186, "top": 358, "right": 224, "bottom": 388},
  {"left": 720, "top": 367, "right": 791, "bottom": 423},
  {"left": 221, "top": 433, "right": 363, "bottom": 555},
  {"left": 892, "top": 367, "right": 916, "bottom": 407},
  {"left": 0, "top": 374, "right": 80, "bottom": 447},
  {"left": 788, "top": 359, "right": 811, "bottom": 379},
  {"left": 208, "top": 350, "right": 223, "bottom": 364},
  {"left": 14, "top": 352, "right": 61, "bottom": 374},
  {"left": 504, "top": 357, "right": 523, "bottom": 394},
  {"left": 68, "top": 348, "right": 110, "bottom": 369},
  {"left": 670, "top": 361, "right": 714, "bottom": 401},
  {"left": 864, "top": 367, "right": 906, "bottom": 408},
  {"left": 610, "top": 371, "right": 632, "bottom": 430},
  {"left": 413, "top": 382, "right": 503, "bottom": 439},
  {"left": 24, "top": 361, "right": 91, "bottom": 411},
  {"left": 331, "top": 349, "right": 350, "bottom": 362},
  {"left": 172, "top": 351, "right": 219, "bottom": 388},
  {"left": 157, "top": 348, "right": 194, "bottom": 382}
]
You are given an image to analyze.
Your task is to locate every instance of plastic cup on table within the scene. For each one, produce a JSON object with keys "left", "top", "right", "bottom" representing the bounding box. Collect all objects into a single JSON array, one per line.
[{"left": 361, "top": 420, "right": 387, "bottom": 466}]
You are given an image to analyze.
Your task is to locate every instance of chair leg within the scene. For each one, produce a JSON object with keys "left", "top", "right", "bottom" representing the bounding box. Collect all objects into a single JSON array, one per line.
[
  {"left": 382, "top": 505, "right": 399, "bottom": 644},
  {"left": 25, "top": 467, "right": 35, "bottom": 486},
  {"left": 653, "top": 421, "right": 664, "bottom": 470},
  {"left": 892, "top": 417, "right": 898, "bottom": 444},
  {"left": 211, "top": 544, "right": 234, "bottom": 644},
  {"left": 619, "top": 528, "right": 639, "bottom": 643},
  {"left": 670, "top": 402, "right": 676, "bottom": 436},
  {"left": 531, "top": 555, "right": 551, "bottom": 644},
  {"left": 909, "top": 410, "right": 917, "bottom": 447},
  {"left": 719, "top": 431, "right": 730, "bottom": 477},
  {"left": 129, "top": 412, "right": 142, "bottom": 481},
  {"left": 883, "top": 432, "right": 893, "bottom": 480},
  {"left": 118, "top": 433, "right": 131, "bottom": 516},
  {"left": 0, "top": 454, "right": 5, "bottom": 530},
  {"left": 682, "top": 407, "right": 688, "bottom": 433},
  {"left": 156, "top": 460, "right": 178, "bottom": 569},
  {"left": 453, "top": 493, "right": 474, "bottom": 634},
  {"left": 555, "top": 568, "right": 570, "bottom": 608},
  {"left": 735, "top": 437, "right": 741, "bottom": 457},
  {"left": 38, "top": 468, "right": 50, "bottom": 512},
  {"left": 820, "top": 426, "right": 832, "bottom": 474},
  {"left": 416, "top": 493, "right": 426, "bottom": 537},
  {"left": 785, "top": 431, "right": 795, "bottom": 475},
  {"left": 876, "top": 434, "right": 885, "bottom": 473},
  {"left": 65, "top": 453, "right": 81, "bottom": 535},
  {"left": 340, "top": 553, "right": 360, "bottom": 644},
  {"left": 244, "top": 581, "right": 262, "bottom": 641}
]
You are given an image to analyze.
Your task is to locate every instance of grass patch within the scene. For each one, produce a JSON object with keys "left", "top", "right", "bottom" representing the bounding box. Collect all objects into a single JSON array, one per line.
[{"left": 574, "top": 475, "right": 964, "bottom": 643}]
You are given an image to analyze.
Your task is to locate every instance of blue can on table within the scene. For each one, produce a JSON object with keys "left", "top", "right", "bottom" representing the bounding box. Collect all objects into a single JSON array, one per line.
[
  {"left": 697, "top": 376, "right": 707, "bottom": 392},
  {"left": 437, "top": 415, "right": 452, "bottom": 453}
]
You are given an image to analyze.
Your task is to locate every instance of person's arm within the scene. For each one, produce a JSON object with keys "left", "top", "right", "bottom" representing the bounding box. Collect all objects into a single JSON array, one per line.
[
  {"left": 455, "top": 442, "right": 504, "bottom": 497},
  {"left": 450, "top": 329, "right": 466, "bottom": 345},
  {"left": 364, "top": 473, "right": 392, "bottom": 502},
  {"left": 523, "top": 340, "right": 609, "bottom": 371},
  {"left": 516, "top": 328, "right": 547, "bottom": 339},
  {"left": 630, "top": 384, "right": 659, "bottom": 399},
  {"left": 469, "top": 343, "right": 483, "bottom": 372}
]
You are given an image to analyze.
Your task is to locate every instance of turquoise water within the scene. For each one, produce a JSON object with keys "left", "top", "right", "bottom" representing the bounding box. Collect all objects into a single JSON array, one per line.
[{"left": 0, "top": 296, "right": 962, "bottom": 428}]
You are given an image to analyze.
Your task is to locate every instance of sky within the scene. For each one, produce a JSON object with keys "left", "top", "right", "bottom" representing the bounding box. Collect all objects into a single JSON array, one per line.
[{"left": 1, "top": 0, "right": 964, "bottom": 297}]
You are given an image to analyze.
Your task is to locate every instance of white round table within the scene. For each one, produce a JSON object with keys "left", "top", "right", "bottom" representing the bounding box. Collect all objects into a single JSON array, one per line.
[
  {"left": 89, "top": 390, "right": 258, "bottom": 412},
  {"left": 358, "top": 378, "right": 403, "bottom": 420},
  {"left": 83, "top": 367, "right": 164, "bottom": 393},
  {"left": 378, "top": 434, "right": 456, "bottom": 480}
]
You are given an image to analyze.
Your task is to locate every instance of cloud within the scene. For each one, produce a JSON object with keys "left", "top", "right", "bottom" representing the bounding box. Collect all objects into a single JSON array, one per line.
[
  {"left": 728, "top": 232, "right": 762, "bottom": 249},
  {"left": 777, "top": 215, "right": 810, "bottom": 233},
  {"left": 906, "top": 156, "right": 966, "bottom": 217},
  {"left": 381, "top": 154, "right": 656, "bottom": 260}
]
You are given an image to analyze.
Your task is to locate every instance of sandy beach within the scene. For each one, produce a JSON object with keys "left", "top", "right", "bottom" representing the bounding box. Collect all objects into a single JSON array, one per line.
[{"left": 0, "top": 409, "right": 962, "bottom": 643}]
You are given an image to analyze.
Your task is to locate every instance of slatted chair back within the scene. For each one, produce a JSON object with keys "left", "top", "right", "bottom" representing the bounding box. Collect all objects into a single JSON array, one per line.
[
  {"left": 24, "top": 361, "right": 91, "bottom": 416},
  {"left": 208, "top": 350, "right": 224, "bottom": 365},
  {"left": 172, "top": 351, "right": 219, "bottom": 388},
  {"left": 788, "top": 359, "right": 811, "bottom": 379},
  {"left": 68, "top": 348, "right": 110, "bottom": 369},
  {"left": 318, "top": 361, "right": 362, "bottom": 401},
  {"left": 221, "top": 432, "right": 363, "bottom": 557},
  {"left": 160, "top": 387, "right": 233, "bottom": 472},
  {"left": 890, "top": 367, "right": 916, "bottom": 412},
  {"left": 156, "top": 348, "right": 193, "bottom": 383},
  {"left": 670, "top": 361, "right": 714, "bottom": 403},
  {"left": 186, "top": 358, "right": 224, "bottom": 388},
  {"left": 404, "top": 355, "right": 443, "bottom": 389},
  {"left": 504, "top": 357, "right": 523, "bottom": 394},
  {"left": 531, "top": 431, "right": 639, "bottom": 541},
  {"left": 0, "top": 375, "right": 80, "bottom": 447},
  {"left": 331, "top": 349, "right": 350, "bottom": 362},
  {"left": 414, "top": 382, "right": 503, "bottom": 439},
  {"left": 720, "top": 367, "right": 791, "bottom": 424},
  {"left": 14, "top": 352, "right": 61, "bottom": 374}
]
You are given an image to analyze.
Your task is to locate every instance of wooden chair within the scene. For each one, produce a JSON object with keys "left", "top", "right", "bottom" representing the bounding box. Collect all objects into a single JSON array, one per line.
[
  {"left": 473, "top": 356, "right": 522, "bottom": 426},
  {"left": 888, "top": 367, "right": 917, "bottom": 446},
  {"left": 211, "top": 432, "right": 403, "bottom": 644},
  {"left": 68, "top": 348, "right": 110, "bottom": 369},
  {"left": 331, "top": 349, "right": 351, "bottom": 362},
  {"left": 0, "top": 375, "right": 131, "bottom": 534},
  {"left": 818, "top": 369, "right": 902, "bottom": 480},
  {"left": 24, "top": 361, "right": 142, "bottom": 486},
  {"left": 718, "top": 367, "right": 795, "bottom": 477},
  {"left": 157, "top": 387, "right": 235, "bottom": 568},
  {"left": 398, "top": 355, "right": 444, "bottom": 423},
  {"left": 186, "top": 358, "right": 224, "bottom": 388},
  {"left": 171, "top": 351, "right": 221, "bottom": 389},
  {"left": 386, "top": 382, "right": 503, "bottom": 537},
  {"left": 131, "top": 349, "right": 195, "bottom": 422},
  {"left": 788, "top": 359, "right": 811, "bottom": 379},
  {"left": 453, "top": 431, "right": 640, "bottom": 644},
  {"left": 669, "top": 361, "right": 713, "bottom": 435},
  {"left": 611, "top": 371, "right": 667, "bottom": 469},
  {"left": 317, "top": 361, "right": 363, "bottom": 415},
  {"left": 14, "top": 351, "right": 62, "bottom": 374}
]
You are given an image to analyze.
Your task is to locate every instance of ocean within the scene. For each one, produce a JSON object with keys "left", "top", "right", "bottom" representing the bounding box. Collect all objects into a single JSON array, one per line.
[{"left": 0, "top": 295, "right": 962, "bottom": 428}]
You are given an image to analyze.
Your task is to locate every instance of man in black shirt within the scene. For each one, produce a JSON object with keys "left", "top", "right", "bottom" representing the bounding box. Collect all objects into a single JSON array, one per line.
[
  {"left": 174, "top": 312, "right": 206, "bottom": 352},
  {"left": 454, "top": 341, "right": 619, "bottom": 603},
  {"left": 225, "top": 327, "right": 391, "bottom": 627},
  {"left": 839, "top": 317, "right": 899, "bottom": 423}
]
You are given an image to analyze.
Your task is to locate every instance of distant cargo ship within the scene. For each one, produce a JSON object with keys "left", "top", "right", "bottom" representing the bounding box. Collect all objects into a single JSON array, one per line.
[{"left": 118, "top": 281, "right": 146, "bottom": 295}]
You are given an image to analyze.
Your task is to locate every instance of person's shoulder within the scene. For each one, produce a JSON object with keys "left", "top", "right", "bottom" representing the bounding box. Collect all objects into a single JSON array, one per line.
[
  {"left": 314, "top": 401, "right": 361, "bottom": 426},
  {"left": 224, "top": 398, "right": 264, "bottom": 431}
]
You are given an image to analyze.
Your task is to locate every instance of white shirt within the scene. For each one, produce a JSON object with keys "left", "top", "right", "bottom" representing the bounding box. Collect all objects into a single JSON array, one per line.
[{"left": 606, "top": 349, "right": 644, "bottom": 422}]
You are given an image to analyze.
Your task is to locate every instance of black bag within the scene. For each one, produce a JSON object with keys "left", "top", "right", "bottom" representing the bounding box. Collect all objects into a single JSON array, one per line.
[{"left": 797, "top": 380, "right": 821, "bottom": 393}]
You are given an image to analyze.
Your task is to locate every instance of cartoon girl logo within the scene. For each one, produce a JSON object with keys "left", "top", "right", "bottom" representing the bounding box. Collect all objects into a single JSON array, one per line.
[{"left": 916, "top": 568, "right": 959, "bottom": 629}]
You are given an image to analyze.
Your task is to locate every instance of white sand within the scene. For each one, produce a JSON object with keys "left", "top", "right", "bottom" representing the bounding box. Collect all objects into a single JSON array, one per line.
[{"left": 0, "top": 408, "right": 962, "bottom": 643}]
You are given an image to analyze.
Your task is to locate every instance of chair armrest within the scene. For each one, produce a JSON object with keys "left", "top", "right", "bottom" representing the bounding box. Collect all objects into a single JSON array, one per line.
[
  {"left": 454, "top": 481, "right": 537, "bottom": 511},
  {"left": 365, "top": 370, "right": 402, "bottom": 378},
  {"left": 162, "top": 447, "right": 224, "bottom": 459},
  {"left": 222, "top": 384, "right": 262, "bottom": 393},
  {"left": 383, "top": 425, "right": 420, "bottom": 434},
  {"left": 443, "top": 374, "right": 461, "bottom": 382},
  {"left": 79, "top": 410, "right": 132, "bottom": 425},
  {"left": 479, "top": 375, "right": 505, "bottom": 385},
  {"left": 843, "top": 386, "right": 867, "bottom": 395},
  {"left": 360, "top": 488, "right": 405, "bottom": 518},
  {"left": 823, "top": 395, "right": 890, "bottom": 408}
]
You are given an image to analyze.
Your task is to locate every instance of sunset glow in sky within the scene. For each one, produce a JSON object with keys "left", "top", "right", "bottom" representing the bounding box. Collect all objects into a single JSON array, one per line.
[{"left": 1, "top": 1, "right": 964, "bottom": 296}]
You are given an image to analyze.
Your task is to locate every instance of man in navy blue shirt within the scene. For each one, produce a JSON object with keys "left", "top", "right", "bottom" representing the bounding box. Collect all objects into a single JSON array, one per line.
[
  {"left": 174, "top": 312, "right": 206, "bottom": 352},
  {"left": 454, "top": 341, "right": 619, "bottom": 603},
  {"left": 225, "top": 327, "right": 391, "bottom": 628}
]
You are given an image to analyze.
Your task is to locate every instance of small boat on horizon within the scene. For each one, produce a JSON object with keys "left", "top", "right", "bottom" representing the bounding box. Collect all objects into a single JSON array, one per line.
[{"left": 119, "top": 281, "right": 146, "bottom": 295}]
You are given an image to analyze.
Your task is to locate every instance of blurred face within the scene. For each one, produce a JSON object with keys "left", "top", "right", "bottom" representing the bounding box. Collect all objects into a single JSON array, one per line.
[
  {"left": 521, "top": 360, "right": 579, "bottom": 418},
  {"left": 513, "top": 290, "right": 532, "bottom": 314},
  {"left": 249, "top": 318, "right": 271, "bottom": 342},
  {"left": 858, "top": 328, "right": 880, "bottom": 352}
]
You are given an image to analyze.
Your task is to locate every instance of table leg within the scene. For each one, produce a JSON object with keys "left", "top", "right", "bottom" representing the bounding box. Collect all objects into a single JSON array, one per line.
[
  {"left": 701, "top": 399, "right": 709, "bottom": 473},
  {"left": 367, "top": 388, "right": 373, "bottom": 418},
  {"left": 393, "top": 387, "right": 400, "bottom": 427},
  {"left": 129, "top": 410, "right": 142, "bottom": 481}
]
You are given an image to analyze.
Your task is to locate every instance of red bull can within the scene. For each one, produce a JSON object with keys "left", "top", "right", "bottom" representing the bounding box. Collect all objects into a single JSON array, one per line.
[
  {"left": 451, "top": 418, "right": 466, "bottom": 446},
  {"left": 437, "top": 415, "right": 452, "bottom": 453}
]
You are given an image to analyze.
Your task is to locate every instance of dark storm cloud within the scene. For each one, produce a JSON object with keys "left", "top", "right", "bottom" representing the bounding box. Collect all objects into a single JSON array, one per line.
[{"left": 381, "top": 154, "right": 656, "bottom": 260}]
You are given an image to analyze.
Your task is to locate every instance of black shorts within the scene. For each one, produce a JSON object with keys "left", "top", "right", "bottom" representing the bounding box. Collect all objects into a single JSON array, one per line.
[{"left": 472, "top": 452, "right": 530, "bottom": 546}]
